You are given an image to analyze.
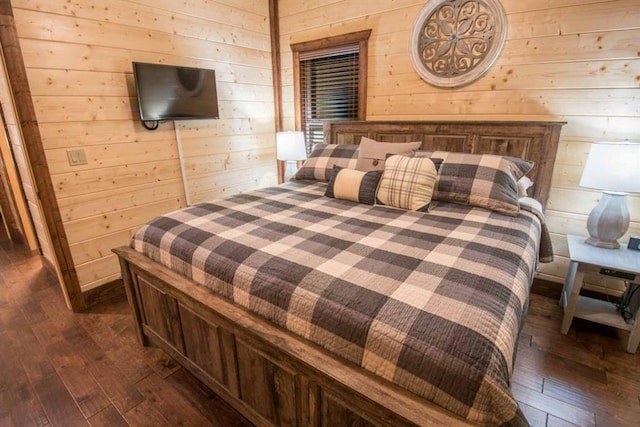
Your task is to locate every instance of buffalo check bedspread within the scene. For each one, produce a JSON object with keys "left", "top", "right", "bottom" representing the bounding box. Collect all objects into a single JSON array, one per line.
[{"left": 132, "top": 180, "right": 552, "bottom": 426}]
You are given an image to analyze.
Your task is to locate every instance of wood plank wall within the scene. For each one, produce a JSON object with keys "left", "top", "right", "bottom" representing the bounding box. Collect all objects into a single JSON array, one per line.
[
  {"left": 11, "top": 0, "right": 276, "bottom": 291},
  {"left": 278, "top": 0, "right": 640, "bottom": 293}
]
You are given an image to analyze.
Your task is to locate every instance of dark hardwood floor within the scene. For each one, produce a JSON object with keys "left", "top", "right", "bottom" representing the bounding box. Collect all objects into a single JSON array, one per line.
[
  {"left": 1, "top": 227, "right": 639, "bottom": 426},
  {"left": 0, "top": 228, "right": 251, "bottom": 427}
]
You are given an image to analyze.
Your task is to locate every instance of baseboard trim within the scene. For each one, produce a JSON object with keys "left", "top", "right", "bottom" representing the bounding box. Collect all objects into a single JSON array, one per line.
[
  {"left": 531, "top": 277, "right": 620, "bottom": 303},
  {"left": 40, "top": 255, "right": 58, "bottom": 277},
  {"left": 83, "top": 278, "right": 125, "bottom": 309}
]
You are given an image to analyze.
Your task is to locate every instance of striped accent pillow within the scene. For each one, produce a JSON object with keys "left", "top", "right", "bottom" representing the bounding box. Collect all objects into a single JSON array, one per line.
[
  {"left": 376, "top": 155, "right": 438, "bottom": 211},
  {"left": 294, "top": 144, "right": 359, "bottom": 182},
  {"left": 415, "top": 151, "right": 533, "bottom": 216},
  {"left": 325, "top": 166, "right": 383, "bottom": 205}
]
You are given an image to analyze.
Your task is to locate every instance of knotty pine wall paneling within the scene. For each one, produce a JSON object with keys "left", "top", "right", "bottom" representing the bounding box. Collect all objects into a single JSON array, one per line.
[
  {"left": 278, "top": 0, "right": 640, "bottom": 293},
  {"left": 12, "top": 0, "right": 277, "bottom": 292}
]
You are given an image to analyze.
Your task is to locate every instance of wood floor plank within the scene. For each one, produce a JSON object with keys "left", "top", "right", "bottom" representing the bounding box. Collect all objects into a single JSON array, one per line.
[
  {"left": 75, "top": 306, "right": 165, "bottom": 385},
  {"left": 594, "top": 413, "right": 637, "bottom": 427},
  {"left": 601, "top": 346, "right": 640, "bottom": 377},
  {"left": 542, "top": 377, "right": 640, "bottom": 427},
  {"left": 0, "top": 332, "right": 50, "bottom": 427},
  {"left": 46, "top": 341, "right": 112, "bottom": 418},
  {"left": 165, "top": 368, "right": 253, "bottom": 427},
  {"left": 0, "top": 412, "right": 16, "bottom": 427},
  {"left": 107, "top": 314, "right": 180, "bottom": 379},
  {"left": 604, "top": 373, "right": 640, "bottom": 405},
  {"left": 76, "top": 337, "right": 145, "bottom": 413},
  {"left": 516, "top": 342, "right": 608, "bottom": 386},
  {"left": 519, "top": 331, "right": 533, "bottom": 347},
  {"left": 5, "top": 327, "right": 57, "bottom": 385},
  {"left": 0, "top": 302, "right": 23, "bottom": 333},
  {"left": 574, "top": 318, "right": 628, "bottom": 350},
  {"left": 0, "top": 249, "right": 12, "bottom": 267},
  {"left": 546, "top": 414, "right": 580, "bottom": 427},
  {"left": 530, "top": 330, "right": 605, "bottom": 371},
  {"left": 511, "top": 364, "right": 544, "bottom": 392},
  {"left": 135, "top": 373, "right": 214, "bottom": 427},
  {"left": 32, "top": 373, "right": 89, "bottom": 426},
  {"left": 17, "top": 296, "right": 49, "bottom": 325},
  {"left": 517, "top": 401, "right": 546, "bottom": 427},
  {"left": 87, "top": 405, "right": 129, "bottom": 427},
  {"left": 124, "top": 399, "right": 171, "bottom": 426},
  {"left": 29, "top": 318, "right": 112, "bottom": 418},
  {"left": 512, "top": 382, "right": 596, "bottom": 427}
]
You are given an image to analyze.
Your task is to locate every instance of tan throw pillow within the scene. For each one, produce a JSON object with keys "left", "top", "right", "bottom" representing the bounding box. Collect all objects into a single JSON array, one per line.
[
  {"left": 325, "top": 166, "right": 383, "bottom": 205},
  {"left": 376, "top": 155, "right": 438, "bottom": 211},
  {"left": 356, "top": 137, "right": 422, "bottom": 172}
]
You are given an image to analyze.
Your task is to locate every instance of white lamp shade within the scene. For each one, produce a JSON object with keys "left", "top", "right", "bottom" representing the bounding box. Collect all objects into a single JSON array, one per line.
[
  {"left": 579, "top": 142, "right": 640, "bottom": 194},
  {"left": 276, "top": 131, "right": 307, "bottom": 161}
]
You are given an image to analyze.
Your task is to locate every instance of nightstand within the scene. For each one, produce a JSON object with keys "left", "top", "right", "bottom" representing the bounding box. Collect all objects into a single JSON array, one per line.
[{"left": 560, "top": 235, "right": 640, "bottom": 353}]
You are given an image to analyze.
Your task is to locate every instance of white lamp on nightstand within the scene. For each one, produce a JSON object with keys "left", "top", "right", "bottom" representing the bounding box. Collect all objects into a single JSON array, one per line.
[
  {"left": 579, "top": 142, "right": 640, "bottom": 249},
  {"left": 276, "top": 131, "right": 306, "bottom": 183}
]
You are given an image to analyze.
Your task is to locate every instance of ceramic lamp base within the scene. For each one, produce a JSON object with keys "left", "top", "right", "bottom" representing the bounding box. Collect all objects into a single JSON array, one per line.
[
  {"left": 585, "top": 236, "right": 621, "bottom": 249},
  {"left": 585, "top": 192, "right": 630, "bottom": 249}
]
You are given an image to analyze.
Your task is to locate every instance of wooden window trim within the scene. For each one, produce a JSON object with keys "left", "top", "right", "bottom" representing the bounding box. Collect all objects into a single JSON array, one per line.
[{"left": 291, "top": 30, "right": 371, "bottom": 131}]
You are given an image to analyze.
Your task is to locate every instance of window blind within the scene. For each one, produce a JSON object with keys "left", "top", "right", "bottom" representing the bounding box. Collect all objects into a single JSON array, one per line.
[{"left": 300, "top": 51, "right": 360, "bottom": 152}]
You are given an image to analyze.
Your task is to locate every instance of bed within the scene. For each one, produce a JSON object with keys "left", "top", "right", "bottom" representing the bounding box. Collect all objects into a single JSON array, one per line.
[{"left": 114, "top": 120, "right": 564, "bottom": 426}]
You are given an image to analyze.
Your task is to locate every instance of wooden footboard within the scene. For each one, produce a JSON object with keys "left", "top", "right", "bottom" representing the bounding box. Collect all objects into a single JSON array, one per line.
[{"left": 114, "top": 246, "right": 473, "bottom": 426}]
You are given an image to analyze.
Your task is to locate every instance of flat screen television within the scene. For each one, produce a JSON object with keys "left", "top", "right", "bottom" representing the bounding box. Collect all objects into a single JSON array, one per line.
[{"left": 132, "top": 62, "right": 219, "bottom": 121}]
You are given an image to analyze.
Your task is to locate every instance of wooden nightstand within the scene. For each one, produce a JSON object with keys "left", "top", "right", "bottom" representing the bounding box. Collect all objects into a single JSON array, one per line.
[{"left": 560, "top": 235, "right": 640, "bottom": 353}]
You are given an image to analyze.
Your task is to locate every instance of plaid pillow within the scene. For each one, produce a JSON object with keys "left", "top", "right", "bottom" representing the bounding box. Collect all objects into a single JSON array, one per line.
[
  {"left": 415, "top": 151, "right": 533, "bottom": 216},
  {"left": 325, "top": 166, "right": 383, "bottom": 205},
  {"left": 376, "top": 155, "right": 438, "bottom": 211},
  {"left": 294, "top": 144, "right": 359, "bottom": 182}
]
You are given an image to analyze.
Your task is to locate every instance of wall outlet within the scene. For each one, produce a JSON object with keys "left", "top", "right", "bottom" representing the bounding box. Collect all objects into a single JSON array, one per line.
[{"left": 66, "top": 149, "right": 88, "bottom": 166}]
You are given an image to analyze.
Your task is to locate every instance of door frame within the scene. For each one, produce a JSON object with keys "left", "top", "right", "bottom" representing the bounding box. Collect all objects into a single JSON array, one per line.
[
  {"left": 0, "top": 137, "right": 25, "bottom": 242},
  {"left": 0, "top": 1, "right": 84, "bottom": 311}
]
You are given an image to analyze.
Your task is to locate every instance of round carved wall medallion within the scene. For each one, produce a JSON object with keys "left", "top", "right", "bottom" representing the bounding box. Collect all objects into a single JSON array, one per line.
[{"left": 409, "top": 0, "right": 507, "bottom": 88}]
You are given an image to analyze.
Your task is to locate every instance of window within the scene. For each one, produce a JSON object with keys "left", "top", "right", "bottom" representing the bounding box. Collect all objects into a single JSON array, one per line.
[{"left": 291, "top": 30, "right": 371, "bottom": 152}]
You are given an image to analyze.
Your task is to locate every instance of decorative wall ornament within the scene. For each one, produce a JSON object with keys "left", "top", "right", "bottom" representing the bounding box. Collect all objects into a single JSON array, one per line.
[{"left": 409, "top": 0, "right": 507, "bottom": 88}]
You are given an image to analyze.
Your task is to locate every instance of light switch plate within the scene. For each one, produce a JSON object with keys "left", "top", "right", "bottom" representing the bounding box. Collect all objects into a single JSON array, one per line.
[{"left": 66, "top": 149, "right": 88, "bottom": 166}]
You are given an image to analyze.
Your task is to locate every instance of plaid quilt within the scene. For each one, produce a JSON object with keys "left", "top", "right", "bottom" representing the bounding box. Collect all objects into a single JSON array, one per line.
[{"left": 132, "top": 181, "right": 551, "bottom": 426}]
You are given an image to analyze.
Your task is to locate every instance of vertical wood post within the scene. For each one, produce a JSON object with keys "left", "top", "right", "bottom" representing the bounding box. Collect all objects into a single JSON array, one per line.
[{"left": 269, "top": 0, "right": 285, "bottom": 184}]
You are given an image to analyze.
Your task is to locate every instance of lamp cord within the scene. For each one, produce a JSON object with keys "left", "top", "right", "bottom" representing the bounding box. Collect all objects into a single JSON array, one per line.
[{"left": 616, "top": 281, "right": 640, "bottom": 322}]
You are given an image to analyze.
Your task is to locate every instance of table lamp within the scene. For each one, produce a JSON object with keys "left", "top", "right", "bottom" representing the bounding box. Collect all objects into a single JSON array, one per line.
[
  {"left": 276, "top": 131, "right": 306, "bottom": 183},
  {"left": 579, "top": 142, "right": 640, "bottom": 248}
]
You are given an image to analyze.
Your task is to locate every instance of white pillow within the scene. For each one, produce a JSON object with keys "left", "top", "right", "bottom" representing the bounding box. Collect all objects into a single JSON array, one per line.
[{"left": 517, "top": 176, "right": 534, "bottom": 198}]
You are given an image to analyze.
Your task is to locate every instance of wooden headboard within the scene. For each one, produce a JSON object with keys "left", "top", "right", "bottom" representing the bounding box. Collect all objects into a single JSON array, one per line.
[{"left": 324, "top": 120, "right": 566, "bottom": 209}]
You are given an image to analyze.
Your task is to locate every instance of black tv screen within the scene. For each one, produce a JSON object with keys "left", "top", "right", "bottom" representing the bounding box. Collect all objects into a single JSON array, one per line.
[{"left": 133, "top": 62, "right": 219, "bottom": 121}]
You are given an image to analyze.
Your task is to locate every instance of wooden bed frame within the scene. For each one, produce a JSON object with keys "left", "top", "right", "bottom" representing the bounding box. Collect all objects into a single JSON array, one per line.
[{"left": 114, "top": 121, "right": 565, "bottom": 426}]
